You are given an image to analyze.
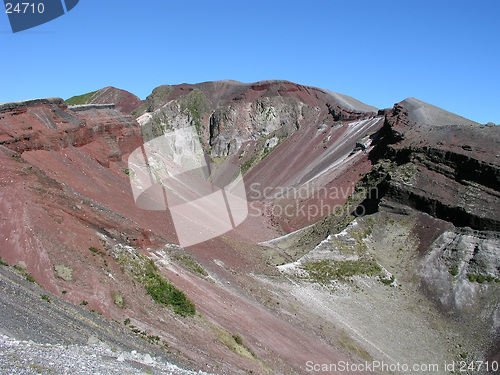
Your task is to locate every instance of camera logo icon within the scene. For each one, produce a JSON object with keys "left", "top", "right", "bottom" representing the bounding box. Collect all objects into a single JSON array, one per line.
[{"left": 128, "top": 126, "right": 248, "bottom": 247}]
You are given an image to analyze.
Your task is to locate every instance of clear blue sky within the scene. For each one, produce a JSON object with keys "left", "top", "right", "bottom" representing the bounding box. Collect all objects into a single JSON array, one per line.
[{"left": 1, "top": 0, "right": 499, "bottom": 124}]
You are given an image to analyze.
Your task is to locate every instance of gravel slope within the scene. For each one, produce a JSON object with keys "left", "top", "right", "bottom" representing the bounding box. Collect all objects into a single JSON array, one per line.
[
  {"left": 0, "top": 335, "right": 209, "bottom": 375},
  {"left": 0, "top": 265, "right": 211, "bottom": 375}
]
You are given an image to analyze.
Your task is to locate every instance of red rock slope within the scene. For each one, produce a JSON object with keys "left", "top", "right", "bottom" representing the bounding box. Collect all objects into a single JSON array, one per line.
[{"left": 0, "top": 91, "right": 382, "bottom": 374}]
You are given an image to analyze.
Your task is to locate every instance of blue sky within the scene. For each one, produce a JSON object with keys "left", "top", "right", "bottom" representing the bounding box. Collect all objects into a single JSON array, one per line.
[{"left": 1, "top": 0, "right": 498, "bottom": 124}]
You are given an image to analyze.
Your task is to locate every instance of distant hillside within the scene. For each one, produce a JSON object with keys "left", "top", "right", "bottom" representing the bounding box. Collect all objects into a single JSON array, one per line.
[
  {"left": 66, "top": 86, "right": 143, "bottom": 114},
  {"left": 65, "top": 90, "right": 99, "bottom": 106}
]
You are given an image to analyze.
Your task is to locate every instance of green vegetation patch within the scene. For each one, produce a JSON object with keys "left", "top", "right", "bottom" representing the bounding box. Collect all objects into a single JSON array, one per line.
[
  {"left": 379, "top": 275, "right": 395, "bottom": 285},
  {"left": 181, "top": 89, "right": 209, "bottom": 134},
  {"left": 466, "top": 273, "right": 498, "bottom": 283},
  {"left": 25, "top": 273, "right": 36, "bottom": 283},
  {"left": 305, "top": 257, "right": 381, "bottom": 283},
  {"left": 240, "top": 155, "right": 257, "bottom": 175},
  {"left": 55, "top": 264, "right": 73, "bottom": 281},
  {"left": 89, "top": 246, "right": 106, "bottom": 257},
  {"left": 173, "top": 254, "right": 207, "bottom": 276},
  {"left": 144, "top": 261, "right": 195, "bottom": 316},
  {"left": 111, "top": 291, "right": 125, "bottom": 309},
  {"left": 116, "top": 252, "right": 195, "bottom": 317},
  {"left": 212, "top": 325, "right": 256, "bottom": 361},
  {"left": 392, "top": 162, "right": 419, "bottom": 183},
  {"left": 127, "top": 323, "right": 161, "bottom": 346},
  {"left": 449, "top": 266, "right": 459, "bottom": 277},
  {"left": 147, "top": 85, "right": 173, "bottom": 111},
  {"left": 65, "top": 90, "right": 98, "bottom": 106},
  {"left": 335, "top": 226, "right": 373, "bottom": 256}
]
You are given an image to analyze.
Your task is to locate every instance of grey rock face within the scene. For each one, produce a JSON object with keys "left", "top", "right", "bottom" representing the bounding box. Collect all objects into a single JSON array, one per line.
[{"left": 421, "top": 229, "right": 500, "bottom": 332}]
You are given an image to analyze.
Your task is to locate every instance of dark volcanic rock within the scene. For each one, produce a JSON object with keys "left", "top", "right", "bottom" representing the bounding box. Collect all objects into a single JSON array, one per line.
[{"left": 375, "top": 98, "right": 500, "bottom": 231}]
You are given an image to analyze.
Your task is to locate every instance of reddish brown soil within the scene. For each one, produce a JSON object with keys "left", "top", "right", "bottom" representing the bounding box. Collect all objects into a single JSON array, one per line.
[{"left": 0, "top": 96, "right": 381, "bottom": 374}]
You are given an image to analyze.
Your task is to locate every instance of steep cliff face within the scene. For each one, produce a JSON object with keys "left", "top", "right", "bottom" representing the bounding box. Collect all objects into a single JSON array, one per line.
[
  {"left": 134, "top": 80, "right": 382, "bottom": 232},
  {"left": 135, "top": 80, "right": 378, "bottom": 152},
  {"left": 366, "top": 98, "right": 500, "bottom": 232},
  {"left": 352, "top": 98, "right": 500, "bottom": 363}
]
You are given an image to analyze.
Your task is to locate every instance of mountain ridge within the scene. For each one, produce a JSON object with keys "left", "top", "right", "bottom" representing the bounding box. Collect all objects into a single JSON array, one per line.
[{"left": 1, "top": 80, "right": 499, "bottom": 374}]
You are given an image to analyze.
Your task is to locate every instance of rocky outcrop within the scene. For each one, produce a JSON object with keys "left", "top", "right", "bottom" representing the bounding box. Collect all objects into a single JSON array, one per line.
[
  {"left": 419, "top": 227, "right": 500, "bottom": 358},
  {"left": 134, "top": 80, "right": 378, "bottom": 156},
  {"left": 0, "top": 97, "right": 142, "bottom": 160},
  {"left": 371, "top": 98, "right": 500, "bottom": 231},
  {"left": 208, "top": 95, "right": 312, "bottom": 157},
  {"left": 0, "top": 97, "right": 65, "bottom": 112}
]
